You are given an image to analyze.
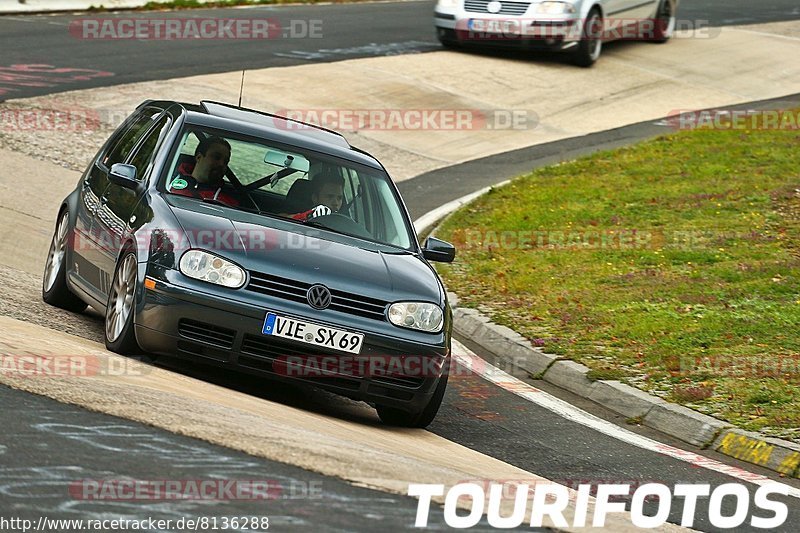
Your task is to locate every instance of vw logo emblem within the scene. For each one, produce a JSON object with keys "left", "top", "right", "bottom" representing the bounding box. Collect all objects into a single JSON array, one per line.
[
  {"left": 307, "top": 284, "right": 332, "bottom": 310},
  {"left": 487, "top": 1, "right": 502, "bottom": 13}
]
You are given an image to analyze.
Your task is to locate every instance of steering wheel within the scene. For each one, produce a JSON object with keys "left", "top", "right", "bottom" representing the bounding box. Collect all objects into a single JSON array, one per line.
[{"left": 223, "top": 176, "right": 263, "bottom": 213}]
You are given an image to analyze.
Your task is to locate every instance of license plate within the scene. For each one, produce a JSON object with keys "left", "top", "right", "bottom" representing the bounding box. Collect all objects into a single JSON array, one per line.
[
  {"left": 262, "top": 312, "right": 364, "bottom": 355},
  {"left": 468, "top": 18, "right": 520, "bottom": 35}
]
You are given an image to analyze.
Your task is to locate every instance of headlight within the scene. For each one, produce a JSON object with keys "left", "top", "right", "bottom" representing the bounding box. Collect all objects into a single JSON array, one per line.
[
  {"left": 537, "top": 1, "right": 576, "bottom": 14},
  {"left": 437, "top": 0, "right": 460, "bottom": 8},
  {"left": 388, "top": 302, "right": 444, "bottom": 333},
  {"left": 179, "top": 250, "right": 246, "bottom": 288}
]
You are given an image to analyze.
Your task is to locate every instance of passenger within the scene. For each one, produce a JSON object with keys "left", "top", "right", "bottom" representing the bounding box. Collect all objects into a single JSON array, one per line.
[
  {"left": 168, "top": 136, "right": 240, "bottom": 206},
  {"left": 289, "top": 171, "right": 345, "bottom": 221}
]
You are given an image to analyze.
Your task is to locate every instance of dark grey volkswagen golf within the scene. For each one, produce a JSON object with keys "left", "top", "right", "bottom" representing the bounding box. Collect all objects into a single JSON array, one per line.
[{"left": 42, "top": 100, "right": 456, "bottom": 427}]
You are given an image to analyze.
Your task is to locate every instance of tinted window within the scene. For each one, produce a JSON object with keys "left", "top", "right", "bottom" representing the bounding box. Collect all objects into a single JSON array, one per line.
[
  {"left": 103, "top": 107, "right": 162, "bottom": 168},
  {"left": 128, "top": 115, "right": 172, "bottom": 181}
]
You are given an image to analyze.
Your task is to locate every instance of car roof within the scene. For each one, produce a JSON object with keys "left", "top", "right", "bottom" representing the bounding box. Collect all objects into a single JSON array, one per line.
[{"left": 144, "top": 100, "right": 383, "bottom": 171}]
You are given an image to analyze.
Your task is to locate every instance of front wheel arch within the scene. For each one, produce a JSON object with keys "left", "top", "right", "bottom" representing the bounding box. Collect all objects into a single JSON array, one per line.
[
  {"left": 376, "top": 362, "right": 450, "bottom": 428},
  {"left": 650, "top": 0, "right": 677, "bottom": 43},
  {"left": 571, "top": 6, "right": 604, "bottom": 68},
  {"left": 104, "top": 247, "right": 141, "bottom": 354},
  {"left": 42, "top": 207, "right": 88, "bottom": 313}
]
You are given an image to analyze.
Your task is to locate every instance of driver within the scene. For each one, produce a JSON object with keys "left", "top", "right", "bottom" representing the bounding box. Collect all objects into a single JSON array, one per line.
[
  {"left": 290, "top": 171, "right": 344, "bottom": 221},
  {"left": 168, "top": 136, "right": 240, "bottom": 207}
]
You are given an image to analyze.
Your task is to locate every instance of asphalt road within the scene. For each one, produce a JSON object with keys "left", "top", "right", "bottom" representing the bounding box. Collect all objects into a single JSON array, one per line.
[
  {"left": 1, "top": 0, "right": 800, "bottom": 100},
  {"left": 0, "top": 384, "right": 499, "bottom": 532}
]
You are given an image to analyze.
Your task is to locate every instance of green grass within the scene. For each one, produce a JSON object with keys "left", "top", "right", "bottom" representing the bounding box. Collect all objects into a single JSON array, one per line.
[{"left": 435, "top": 119, "right": 800, "bottom": 441}]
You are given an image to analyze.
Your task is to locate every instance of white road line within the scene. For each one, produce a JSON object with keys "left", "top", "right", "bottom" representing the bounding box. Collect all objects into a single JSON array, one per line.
[
  {"left": 728, "top": 27, "right": 800, "bottom": 42},
  {"left": 2, "top": 16, "right": 37, "bottom": 23},
  {"left": 451, "top": 339, "right": 800, "bottom": 499},
  {"left": 414, "top": 180, "right": 509, "bottom": 235}
]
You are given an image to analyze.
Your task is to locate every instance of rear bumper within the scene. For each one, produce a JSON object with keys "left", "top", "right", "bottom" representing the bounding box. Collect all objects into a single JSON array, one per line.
[{"left": 135, "top": 275, "right": 449, "bottom": 412}]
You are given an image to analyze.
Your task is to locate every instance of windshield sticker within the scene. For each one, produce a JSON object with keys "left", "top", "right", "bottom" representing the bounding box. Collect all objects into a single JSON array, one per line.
[{"left": 170, "top": 178, "right": 188, "bottom": 190}]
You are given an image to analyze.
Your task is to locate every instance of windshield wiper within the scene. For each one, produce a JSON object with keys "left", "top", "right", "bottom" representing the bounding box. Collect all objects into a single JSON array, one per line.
[
  {"left": 304, "top": 219, "right": 380, "bottom": 243},
  {"left": 303, "top": 218, "right": 358, "bottom": 237}
]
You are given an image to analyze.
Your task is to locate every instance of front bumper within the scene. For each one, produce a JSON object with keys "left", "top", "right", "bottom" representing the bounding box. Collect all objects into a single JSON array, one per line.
[
  {"left": 135, "top": 270, "right": 449, "bottom": 412},
  {"left": 435, "top": 11, "right": 581, "bottom": 51}
]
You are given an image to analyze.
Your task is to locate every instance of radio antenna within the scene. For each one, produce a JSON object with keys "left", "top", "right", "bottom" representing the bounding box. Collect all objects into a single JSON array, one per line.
[{"left": 238, "top": 70, "right": 246, "bottom": 108}]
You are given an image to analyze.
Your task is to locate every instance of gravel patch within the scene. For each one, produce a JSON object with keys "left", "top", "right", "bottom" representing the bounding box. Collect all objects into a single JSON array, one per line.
[
  {"left": 0, "top": 97, "right": 125, "bottom": 172},
  {"left": 0, "top": 266, "right": 104, "bottom": 344}
]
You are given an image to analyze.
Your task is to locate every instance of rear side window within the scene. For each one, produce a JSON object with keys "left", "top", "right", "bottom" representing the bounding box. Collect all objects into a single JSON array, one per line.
[
  {"left": 102, "top": 107, "right": 163, "bottom": 168},
  {"left": 127, "top": 115, "right": 172, "bottom": 182}
]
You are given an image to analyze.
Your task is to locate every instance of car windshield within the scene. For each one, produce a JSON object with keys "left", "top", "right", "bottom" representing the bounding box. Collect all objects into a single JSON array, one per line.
[{"left": 163, "top": 128, "right": 415, "bottom": 250}]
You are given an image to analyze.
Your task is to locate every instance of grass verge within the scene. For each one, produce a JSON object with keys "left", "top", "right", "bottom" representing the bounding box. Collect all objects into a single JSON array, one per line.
[{"left": 435, "top": 115, "right": 800, "bottom": 442}]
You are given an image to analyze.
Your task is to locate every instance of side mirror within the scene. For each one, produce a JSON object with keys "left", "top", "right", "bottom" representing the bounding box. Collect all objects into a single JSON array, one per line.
[
  {"left": 422, "top": 236, "right": 456, "bottom": 263},
  {"left": 109, "top": 163, "right": 138, "bottom": 190}
]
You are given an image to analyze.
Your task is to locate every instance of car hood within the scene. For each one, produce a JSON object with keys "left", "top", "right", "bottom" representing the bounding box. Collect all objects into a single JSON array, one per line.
[{"left": 167, "top": 199, "right": 443, "bottom": 304}]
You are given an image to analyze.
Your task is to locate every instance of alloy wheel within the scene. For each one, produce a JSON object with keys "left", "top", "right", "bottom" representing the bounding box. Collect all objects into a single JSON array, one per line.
[
  {"left": 587, "top": 14, "right": 603, "bottom": 62},
  {"left": 43, "top": 211, "right": 69, "bottom": 293},
  {"left": 106, "top": 254, "right": 137, "bottom": 342}
]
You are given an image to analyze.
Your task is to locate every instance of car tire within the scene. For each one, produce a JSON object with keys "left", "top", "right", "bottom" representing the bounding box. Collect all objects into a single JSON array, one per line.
[
  {"left": 571, "top": 8, "right": 603, "bottom": 68},
  {"left": 437, "top": 28, "right": 460, "bottom": 49},
  {"left": 438, "top": 37, "right": 459, "bottom": 49},
  {"left": 42, "top": 210, "right": 88, "bottom": 313},
  {"left": 104, "top": 251, "right": 140, "bottom": 355},
  {"left": 376, "top": 367, "right": 449, "bottom": 428},
  {"left": 651, "top": 0, "right": 676, "bottom": 43}
]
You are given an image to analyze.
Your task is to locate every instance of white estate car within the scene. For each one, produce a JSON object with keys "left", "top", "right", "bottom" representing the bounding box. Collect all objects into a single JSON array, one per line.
[{"left": 433, "top": 0, "right": 679, "bottom": 66}]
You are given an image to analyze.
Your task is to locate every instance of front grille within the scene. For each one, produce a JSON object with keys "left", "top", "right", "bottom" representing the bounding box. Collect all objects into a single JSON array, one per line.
[
  {"left": 238, "top": 349, "right": 362, "bottom": 392},
  {"left": 176, "top": 341, "right": 229, "bottom": 361},
  {"left": 239, "top": 335, "right": 427, "bottom": 389},
  {"left": 246, "top": 271, "right": 388, "bottom": 321},
  {"left": 177, "top": 319, "right": 236, "bottom": 349},
  {"left": 238, "top": 354, "right": 272, "bottom": 372},
  {"left": 372, "top": 375, "right": 427, "bottom": 389},
  {"left": 464, "top": 0, "right": 531, "bottom": 16},
  {"left": 240, "top": 333, "right": 320, "bottom": 361}
]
